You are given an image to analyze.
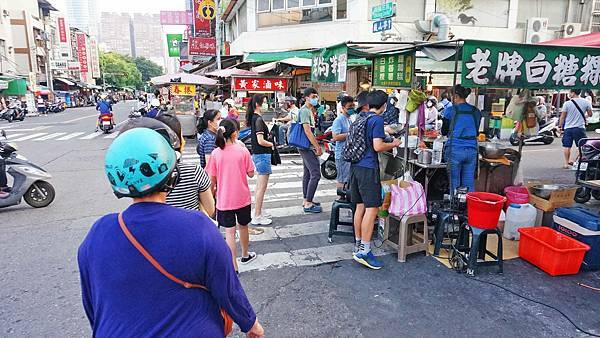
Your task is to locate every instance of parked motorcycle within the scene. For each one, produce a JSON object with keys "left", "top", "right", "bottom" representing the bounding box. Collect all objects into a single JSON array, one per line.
[
  {"left": 47, "top": 102, "right": 65, "bottom": 113},
  {"left": 509, "top": 117, "right": 558, "bottom": 146},
  {"left": 0, "top": 130, "right": 56, "bottom": 208},
  {"left": 99, "top": 114, "right": 115, "bottom": 134},
  {"left": 320, "top": 140, "right": 337, "bottom": 180}
]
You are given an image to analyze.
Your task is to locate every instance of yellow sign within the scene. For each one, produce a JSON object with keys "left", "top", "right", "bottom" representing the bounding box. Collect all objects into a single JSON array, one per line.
[
  {"left": 200, "top": 0, "right": 216, "bottom": 20},
  {"left": 170, "top": 84, "right": 197, "bottom": 96}
]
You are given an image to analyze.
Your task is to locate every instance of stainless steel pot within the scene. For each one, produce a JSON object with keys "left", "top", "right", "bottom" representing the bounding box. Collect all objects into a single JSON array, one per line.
[
  {"left": 480, "top": 143, "right": 507, "bottom": 159},
  {"left": 417, "top": 149, "right": 433, "bottom": 165}
]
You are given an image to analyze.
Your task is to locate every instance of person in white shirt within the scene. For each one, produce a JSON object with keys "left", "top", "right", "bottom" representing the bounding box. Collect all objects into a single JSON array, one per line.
[{"left": 559, "top": 88, "right": 593, "bottom": 169}]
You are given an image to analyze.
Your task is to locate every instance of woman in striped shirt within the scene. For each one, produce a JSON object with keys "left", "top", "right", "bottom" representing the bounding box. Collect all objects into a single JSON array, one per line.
[{"left": 157, "top": 114, "right": 215, "bottom": 215}]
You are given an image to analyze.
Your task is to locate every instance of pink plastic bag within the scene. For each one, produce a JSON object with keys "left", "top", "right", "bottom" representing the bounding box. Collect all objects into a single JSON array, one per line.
[{"left": 389, "top": 181, "right": 427, "bottom": 217}]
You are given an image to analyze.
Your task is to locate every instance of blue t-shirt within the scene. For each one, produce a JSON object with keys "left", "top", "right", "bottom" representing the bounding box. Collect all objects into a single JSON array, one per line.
[
  {"left": 197, "top": 129, "right": 216, "bottom": 168},
  {"left": 96, "top": 100, "right": 111, "bottom": 114},
  {"left": 331, "top": 113, "right": 350, "bottom": 157},
  {"left": 356, "top": 112, "right": 386, "bottom": 169},
  {"left": 443, "top": 102, "right": 481, "bottom": 149},
  {"left": 78, "top": 202, "right": 256, "bottom": 336},
  {"left": 146, "top": 107, "right": 160, "bottom": 118}
]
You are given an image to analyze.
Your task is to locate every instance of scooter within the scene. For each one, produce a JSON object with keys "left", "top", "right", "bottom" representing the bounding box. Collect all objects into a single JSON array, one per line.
[
  {"left": 0, "top": 130, "right": 56, "bottom": 208},
  {"left": 509, "top": 117, "right": 558, "bottom": 146},
  {"left": 320, "top": 140, "right": 337, "bottom": 180},
  {"left": 99, "top": 114, "right": 115, "bottom": 134}
]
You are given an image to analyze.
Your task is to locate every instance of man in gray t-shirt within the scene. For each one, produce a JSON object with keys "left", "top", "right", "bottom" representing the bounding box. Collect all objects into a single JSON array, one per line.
[{"left": 559, "top": 88, "right": 593, "bottom": 168}]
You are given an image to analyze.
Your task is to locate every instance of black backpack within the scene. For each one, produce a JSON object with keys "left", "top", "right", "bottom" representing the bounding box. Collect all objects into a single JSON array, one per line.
[{"left": 342, "top": 113, "right": 374, "bottom": 163}]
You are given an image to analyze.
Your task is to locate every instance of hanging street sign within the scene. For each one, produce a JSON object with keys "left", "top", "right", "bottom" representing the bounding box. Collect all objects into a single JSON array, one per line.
[
  {"left": 373, "top": 18, "right": 392, "bottom": 33},
  {"left": 462, "top": 39, "right": 600, "bottom": 89},
  {"left": 311, "top": 45, "right": 348, "bottom": 83},
  {"left": 170, "top": 84, "right": 197, "bottom": 96},
  {"left": 373, "top": 52, "right": 414, "bottom": 88},
  {"left": 189, "top": 37, "right": 216, "bottom": 56},
  {"left": 232, "top": 77, "right": 289, "bottom": 92},
  {"left": 166, "top": 34, "right": 183, "bottom": 57},
  {"left": 371, "top": 2, "right": 396, "bottom": 20},
  {"left": 200, "top": 0, "right": 216, "bottom": 20}
]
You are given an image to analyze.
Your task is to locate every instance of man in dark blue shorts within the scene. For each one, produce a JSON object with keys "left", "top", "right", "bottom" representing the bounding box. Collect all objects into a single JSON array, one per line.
[
  {"left": 559, "top": 88, "right": 592, "bottom": 169},
  {"left": 349, "top": 90, "right": 400, "bottom": 270}
]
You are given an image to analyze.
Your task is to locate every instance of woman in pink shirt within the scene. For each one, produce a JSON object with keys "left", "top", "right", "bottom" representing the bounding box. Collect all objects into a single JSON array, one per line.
[{"left": 205, "top": 119, "right": 257, "bottom": 272}]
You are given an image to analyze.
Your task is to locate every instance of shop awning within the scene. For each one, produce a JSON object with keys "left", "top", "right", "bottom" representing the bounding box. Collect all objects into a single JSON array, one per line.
[
  {"left": 252, "top": 57, "right": 312, "bottom": 73},
  {"left": 2, "top": 79, "right": 27, "bottom": 95},
  {"left": 0, "top": 80, "right": 8, "bottom": 90},
  {"left": 150, "top": 73, "right": 218, "bottom": 86},
  {"left": 54, "top": 77, "right": 76, "bottom": 86},
  {"left": 539, "top": 32, "right": 600, "bottom": 47},
  {"left": 245, "top": 50, "right": 313, "bottom": 63},
  {"left": 206, "top": 67, "right": 258, "bottom": 77},
  {"left": 35, "top": 85, "right": 52, "bottom": 95}
]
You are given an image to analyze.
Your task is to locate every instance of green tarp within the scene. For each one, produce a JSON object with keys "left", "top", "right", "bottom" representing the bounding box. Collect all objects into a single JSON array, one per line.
[{"left": 2, "top": 79, "right": 27, "bottom": 95}]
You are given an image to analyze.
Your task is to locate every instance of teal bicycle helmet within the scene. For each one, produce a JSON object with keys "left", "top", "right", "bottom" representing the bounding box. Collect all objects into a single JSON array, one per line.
[{"left": 105, "top": 128, "right": 178, "bottom": 198}]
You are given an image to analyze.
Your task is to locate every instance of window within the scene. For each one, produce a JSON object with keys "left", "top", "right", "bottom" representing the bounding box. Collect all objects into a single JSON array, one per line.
[
  {"left": 336, "top": 0, "right": 347, "bottom": 19},
  {"left": 318, "top": 0, "right": 332, "bottom": 4},
  {"left": 257, "top": 6, "right": 333, "bottom": 28},
  {"left": 287, "top": 0, "right": 300, "bottom": 8},
  {"left": 517, "top": 0, "right": 568, "bottom": 30},
  {"left": 257, "top": 0, "right": 270, "bottom": 13},
  {"left": 272, "top": 0, "right": 285, "bottom": 11},
  {"left": 302, "top": 0, "right": 316, "bottom": 7}
]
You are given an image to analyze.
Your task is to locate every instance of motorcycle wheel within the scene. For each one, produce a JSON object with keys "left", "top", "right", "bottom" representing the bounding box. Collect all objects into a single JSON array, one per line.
[
  {"left": 509, "top": 134, "right": 520, "bottom": 146},
  {"left": 24, "top": 181, "right": 56, "bottom": 208},
  {"left": 574, "top": 187, "right": 591, "bottom": 204},
  {"left": 592, "top": 190, "right": 600, "bottom": 201},
  {"left": 542, "top": 136, "right": 554, "bottom": 145},
  {"left": 321, "top": 159, "right": 337, "bottom": 180}
]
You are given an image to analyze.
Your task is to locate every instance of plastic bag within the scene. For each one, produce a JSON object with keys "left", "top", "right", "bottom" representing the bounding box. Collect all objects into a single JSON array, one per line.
[{"left": 389, "top": 181, "right": 427, "bottom": 217}]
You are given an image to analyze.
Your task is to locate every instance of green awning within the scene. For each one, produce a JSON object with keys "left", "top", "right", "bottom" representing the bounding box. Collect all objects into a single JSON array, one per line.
[
  {"left": 348, "top": 58, "right": 371, "bottom": 66},
  {"left": 246, "top": 50, "right": 313, "bottom": 63},
  {"left": 2, "top": 79, "right": 27, "bottom": 96}
]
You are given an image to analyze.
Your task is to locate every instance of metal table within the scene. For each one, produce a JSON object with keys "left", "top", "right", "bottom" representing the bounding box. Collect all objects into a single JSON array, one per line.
[{"left": 408, "top": 160, "right": 447, "bottom": 196}]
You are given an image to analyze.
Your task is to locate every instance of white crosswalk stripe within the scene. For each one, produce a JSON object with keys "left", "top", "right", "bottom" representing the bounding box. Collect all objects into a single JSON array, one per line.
[
  {"left": 4, "top": 133, "right": 24, "bottom": 140},
  {"left": 104, "top": 131, "right": 120, "bottom": 139},
  {"left": 11, "top": 133, "right": 48, "bottom": 141},
  {"left": 34, "top": 132, "right": 67, "bottom": 141},
  {"left": 177, "top": 144, "right": 389, "bottom": 274},
  {"left": 80, "top": 132, "right": 103, "bottom": 140},
  {"left": 56, "top": 132, "right": 85, "bottom": 140}
]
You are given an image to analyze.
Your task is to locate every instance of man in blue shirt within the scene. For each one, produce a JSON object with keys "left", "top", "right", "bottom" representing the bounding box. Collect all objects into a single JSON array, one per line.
[
  {"left": 441, "top": 85, "right": 481, "bottom": 193},
  {"left": 349, "top": 90, "right": 400, "bottom": 270},
  {"left": 78, "top": 127, "right": 264, "bottom": 337},
  {"left": 95, "top": 93, "right": 113, "bottom": 131},
  {"left": 331, "top": 95, "right": 354, "bottom": 188}
]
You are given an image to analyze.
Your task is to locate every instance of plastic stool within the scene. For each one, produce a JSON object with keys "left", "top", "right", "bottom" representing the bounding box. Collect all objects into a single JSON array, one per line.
[
  {"left": 328, "top": 199, "right": 355, "bottom": 243},
  {"left": 466, "top": 227, "right": 503, "bottom": 276},
  {"left": 386, "top": 213, "right": 429, "bottom": 262}
]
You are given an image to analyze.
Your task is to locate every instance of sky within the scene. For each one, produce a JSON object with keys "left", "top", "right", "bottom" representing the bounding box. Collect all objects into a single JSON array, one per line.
[{"left": 52, "top": 0, "right": 186, "bottom": 14}]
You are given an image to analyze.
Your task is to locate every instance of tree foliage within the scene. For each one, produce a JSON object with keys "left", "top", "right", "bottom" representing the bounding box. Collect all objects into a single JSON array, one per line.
[
  {"left": 133, "top": 56, "right": 164, "bottom": 83},
  {"left": 99, "top": 52, "right": 143, "bottom": 89}
]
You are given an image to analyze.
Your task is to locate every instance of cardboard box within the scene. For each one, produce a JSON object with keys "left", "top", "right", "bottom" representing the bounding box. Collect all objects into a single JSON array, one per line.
[{"left": 526, "top": 183, "right": 577, "bottom": 212}]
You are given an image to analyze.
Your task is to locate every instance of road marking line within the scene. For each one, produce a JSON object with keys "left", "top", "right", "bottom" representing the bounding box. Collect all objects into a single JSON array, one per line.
[
  {"left": 10, "top": 133, "right": 48, "bottom": 141},
  {"left": 250, "top": 180, "right": 335, "bottom": 192},
  {"left": 56, "top": 132, "right": 85, "bottom": 140},
  {"left": 80, "top": 132, "right": 103, "bottom": 139},
  {"left": 104, "top": 131, "right": 120, "bottom": 139},
  {"left": 259, "top": 189, "right": 338, "bottom": 204},
  {"left": 264, "top": 202, "right": 334, "bottom": 218},
  {"left": 238, "top": 243, "right": 392, "bottom": 273},
  {"left": 34, "top": 132, "right": 66, "bottom": 141},
  {"left": 4, "top": 133, "right": 24, "bottom": 139},
  {"left": 62, "top": 114, "right": 98, "bottom": 123}
]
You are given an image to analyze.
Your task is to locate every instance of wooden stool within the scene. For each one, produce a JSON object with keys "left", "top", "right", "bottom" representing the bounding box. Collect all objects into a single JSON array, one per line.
[{"left": 385, "top": 213, "right": 429, "bottom": 262}]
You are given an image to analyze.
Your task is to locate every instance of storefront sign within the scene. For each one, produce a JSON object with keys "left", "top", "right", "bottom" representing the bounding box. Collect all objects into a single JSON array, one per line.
[
  {"left": 193, "top": 0, "right": 212, "bottom": 36},
  {"left": 57, "top": 17, "right": 67, "bottom": 42},
  {"left": 56, "top": 17, "right": 71, "bottom": 59},
  {"left": 462, "top": 39, "right": 600, "bottom": 89},
  {"left": 371, "top": 2, "right": 395, "bottom": 20},
  {"left": 76, "top": 33, "right": 88, "bottom": 73},
  {"left": 170, "top": 84, "right": 197, "bottom": 96},
  {"left": 189, "top": 37, "right": 216, "bottom": 56},
  {"left": 160, "top": 11, "right": 193, "bottom": 25},
  {"left": 50, "top": 60, "right": 68, "bottom": 70},
  {"left": 232, "top": 77, "right": 289, "bottom": 91},
  {"left": 179, "top": 60, "right": 192, "bottom": 68},
  {"left": 373, "top": 18, "right": 392, "bottom": 33},
  {"left": 199, "top": 0, "right": 216, "bottom": 20},
  {"left": 373, "top": 52, "right": 414, "bottom": 88},
  {"left": 166, "top": 34, "right": 183, "bottom": 57},
  {"left": 68, "top": 61, "right": 80, "bottom": 71},
  {"left": 89, "top": 38, "right": 101, "bottom": 79},
  {"left": 311, "top": 45, "right": 348, "bottom": 83}
]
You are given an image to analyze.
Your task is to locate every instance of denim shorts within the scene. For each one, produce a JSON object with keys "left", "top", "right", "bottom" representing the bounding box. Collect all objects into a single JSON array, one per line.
[
  {"left": 252, "top": 153, "right": 272, "bottom": 175},
  {"left": 335, "top": 157, "right": 350, "bottom": 184},
  {"left": 562, "top": 127, "right": 586, "bottom": 148}
]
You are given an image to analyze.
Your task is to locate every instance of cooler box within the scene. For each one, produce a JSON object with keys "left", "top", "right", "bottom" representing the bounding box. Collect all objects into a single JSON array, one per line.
[{"left": 553, "top": 207, "right": 600, "bottom": 270}]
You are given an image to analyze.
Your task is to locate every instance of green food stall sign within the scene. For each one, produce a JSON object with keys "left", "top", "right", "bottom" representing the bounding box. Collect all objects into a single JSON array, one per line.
[
  {"left": 373, "top": 52, "right": 414, "bottom": 88},
  {"left": 462, "top": 39, "right": 600, "bottom": 89},
  {"left": 166, "top": 34, "right": 182, "bottom": 57},
  {"left": 311, "top": 45, "right": 348, "bottom": 83},
  {"left": 371, "top": 2, "right": 395, "bottom": 20}
]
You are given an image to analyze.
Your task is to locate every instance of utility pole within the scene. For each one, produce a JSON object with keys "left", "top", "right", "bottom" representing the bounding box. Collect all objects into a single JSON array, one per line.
[
  {"left": 43, "top": 16, "right": 54, "bottom": 92},
  {"left": 215, "top": 0, "right": 222, "bottom": 70}
]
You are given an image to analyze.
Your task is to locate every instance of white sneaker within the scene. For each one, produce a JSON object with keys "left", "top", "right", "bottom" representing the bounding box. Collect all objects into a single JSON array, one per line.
[
  {"left": 261, "top": 210, "right": 272, "bottom": 218},
  {"left": 251, "top": 215, "right": 272, "bottom": 225}
]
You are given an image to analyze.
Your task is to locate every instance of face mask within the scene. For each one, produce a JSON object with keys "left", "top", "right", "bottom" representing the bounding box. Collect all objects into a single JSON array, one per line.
[
  {"left": 346, "top": 108, "right": 356, "bottom": 115},
  {"left": 309, "top": 98, "right": 319, "bottom": 106},
  {"left": 214, "top": 118, "right": 222, "bottom": 128},
  {"left": 261, "top": 103, "right": 269, "bottom": 111},
  {"left": 426, "top": 101, "right": 433, "bottom": 108}
]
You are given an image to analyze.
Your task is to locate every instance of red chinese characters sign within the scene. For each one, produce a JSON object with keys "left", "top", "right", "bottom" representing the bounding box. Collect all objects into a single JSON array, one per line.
[
  {"left": 57, "top": 17, "right": 67, "bottom": 43},
  {"left": 193, "top": 0, "right": 212, "bottom": 36},
  {"left": 189, "top": 37, "right": 216, "bottom": 56},
  {"left": 170, "top": 84, "right": 197, "bottom": 96},
  {"left": 233, "top": 78, "right": 289, "bottom": 92},
  {"left": 76, "top": 33, "right": 88, "bottom": 73}
]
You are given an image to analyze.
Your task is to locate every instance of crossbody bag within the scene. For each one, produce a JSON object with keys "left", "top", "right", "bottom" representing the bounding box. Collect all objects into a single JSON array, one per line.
[
  {"left": 571, "top": 99, "right": 588, "bottom": 126},
  {"left": 117, "top": 213, "right": 234, "bottom": 336}
]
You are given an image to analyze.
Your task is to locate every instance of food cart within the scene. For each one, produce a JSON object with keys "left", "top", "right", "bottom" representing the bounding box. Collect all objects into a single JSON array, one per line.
[
  {"left": 230, "top": 76, "right": 291, "bottom": 121},
  {"left": 150, "top": 73, "right": 218, "bottom": 137}
]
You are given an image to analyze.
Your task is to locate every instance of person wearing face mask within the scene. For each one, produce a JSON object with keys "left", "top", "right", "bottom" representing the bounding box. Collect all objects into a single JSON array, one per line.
[
  {"left": 425, "top": 96, "right": 439, "bottom": 130},
  {"left": 197, "top": 109, "right": 222, "bottom": 168},
  {"left": 331, "top": 95, "right": 355, "bottom": 188},
  {"left": 247, "top": 94, "right": 274, "bottom": 225},
  {"left": 297, "top": 87, "right": 323, "bottom": 213}
]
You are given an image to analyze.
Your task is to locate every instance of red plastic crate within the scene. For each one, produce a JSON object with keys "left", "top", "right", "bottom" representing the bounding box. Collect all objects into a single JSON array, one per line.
[{"left": 518, "top": 227, "right": 590, "bottom": 276}]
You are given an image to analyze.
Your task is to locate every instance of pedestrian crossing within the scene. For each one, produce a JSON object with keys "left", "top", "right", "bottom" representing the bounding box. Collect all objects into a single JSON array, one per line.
[
  {"left": 180, "top": 145, "right": 394, "bottom": 274},
  {"left": 2, "top": 130, "right": 121, "bottom": 142}
]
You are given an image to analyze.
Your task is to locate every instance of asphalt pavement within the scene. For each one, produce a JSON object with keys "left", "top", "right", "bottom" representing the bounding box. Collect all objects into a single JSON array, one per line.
[{"left": 0, "top": 104, "right": 598, "bottom": 337}]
